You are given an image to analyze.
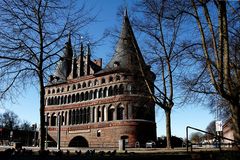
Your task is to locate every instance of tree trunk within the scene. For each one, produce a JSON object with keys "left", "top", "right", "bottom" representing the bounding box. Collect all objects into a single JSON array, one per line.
[
  {"left": 165, "top": 109, "right": 172, "bottom": 148},
  {"left": 230, "top": 103, "right": 240, "bottom": 142},
  {"left": 39, "top": 74, "right": 46, "bottom": 150}
]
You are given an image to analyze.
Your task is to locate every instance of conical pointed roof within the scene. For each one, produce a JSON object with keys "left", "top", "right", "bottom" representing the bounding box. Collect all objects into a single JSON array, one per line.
[
  {"left": 53, "top": 34, "right": 73, "bottom": 81},
  {"left": 105, "top": 10, "right": 146, "bottom": 73}
]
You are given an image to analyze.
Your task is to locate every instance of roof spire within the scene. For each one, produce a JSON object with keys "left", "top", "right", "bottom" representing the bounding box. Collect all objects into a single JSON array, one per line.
[
  {"left": 124, "top": 8, "right": 128, "bottom": 17},
  {"left": 86, "top": 42, "right": 91, "bottom": 56},
  {"left": 68, "top": 32, "right": 71, "bottom": 44}
]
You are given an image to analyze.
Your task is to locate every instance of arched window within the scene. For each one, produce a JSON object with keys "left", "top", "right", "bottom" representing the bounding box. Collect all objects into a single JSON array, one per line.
[
  {"left": 57, "top": 88, "right": 60, "bottom": 93},
  {"left": 119, "top": 84, "right": 124, "bottom": 94},
  {"left": 83, "top": 108, "right": 86, "bottom": 123},
  {"left": 47, "top": 98, "right": 51, "bottom": 105},
  {"left": 86, "top": 108, "right": 90, "bottom": 123},
  {"left": 94, "top": 79, "right": 99, "bottom": 85},
  {"left": 76, "top": 109, "right": 79, "bottom": 124},
  {"left": 61, "top": 96, "right": 64, "bottom": 104},
  {"left": 48, "top": 90, "right": 50, "bottom": 94},
  {"left": 51, "top": 113, "right": 57, "bottom": 126},
  {"left": 101, "top": 78, "right": 106, "bottom": 84},
  {"left": 67, "top": 86, "right": 70, "bottom": 91},
  {"left": 94, "top": 89, "right": 98, "bottom": 99},
  {"left": 103, "top": 87, "right": 107, "bottom": 97},
  {"left": 65, "top": 112, "right": 68, "bottom": 125},
  {"left": 82, "top": 82, "right": 86, "bottom": 88},
  {"left": 68, "top": 95, "right": 72, "bottom": 103},
  {"left": 69, "top": 110, "right": 72, "bottom": 125},
  {"left": 88, "top": 81, "right": 92, "bottom": 87},
  {"left": 76, "top": 93, "right": 80, "bottom": 102},
  {"left": 57, "top": 96, "right": 60, "bottom": 105},
  {"left": 54, "top": 97, "right": 57, "bottom": 105},
  {"left": 108, "top": 105, "right": 115, "bottom": 121},
  {"left": 85, "top": 91, "right": 89, "bottom": 101},
  {"left": 113, "top": 85, "right": 118, "bottom": 95},
  {"left": 72, "top": 84, "right": 76, "bottom": 90},
  {"left": 52, "top": 89, "right": 55, "bottom": 94},
  {"left": 61, "top": 87, "right": 64, "bottom": 92},
  {"left": 51, "top": 97, "right": 54, "bottom": 105},
  {"left": 80, "top": 93, "right": 84, "bottom": 101},
  {"left": 98, "top": 88, "right": 102, "bottom": 98},
  {"left": 117, "top": 105, "right": 124, "bottom": 120},
  {"left": 89, "top": 90, "right": 93, "bottom": 100},
  {"left": 64, "top": 95, "right": 67, "bottom": 104},
  {"left": 102, "top": 106, "right": 105, "bottom": 121},
  {"left": 92, "top": 107, "right": 95, "bottom": 123},
  {"left": 72, "top": 110, "right": 75, "bottom": 125},
  {"left": 77, "top": 83, "right": 81, "bottom": 89},
  {"left": 109, "top": 76, "right": 113, "bottom": 82},
  {"left": 79, "top": 109, "right": 83, "bottom": 124},
  {"left": 108, "top": 86, "right": 113, "bottom": 96},
  {"left": 116, "top": 75, "right": 120, "bottom": 81},
  {"left": 72, "top": 94, "right": 76, "bottom": 103}
]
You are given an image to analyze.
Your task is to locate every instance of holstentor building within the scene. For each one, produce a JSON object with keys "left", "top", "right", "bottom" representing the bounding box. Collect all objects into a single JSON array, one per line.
[{"left": 44, "top": 12, "right": 156, "bottom": 148}]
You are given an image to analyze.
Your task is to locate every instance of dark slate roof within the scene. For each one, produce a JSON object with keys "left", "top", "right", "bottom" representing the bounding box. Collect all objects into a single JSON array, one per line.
[
  {"left": 53, "top": 34, "right": 73, "bottom": 81},
  {"left": 103, "top": 11, "right": 146, "bottom": 74}
]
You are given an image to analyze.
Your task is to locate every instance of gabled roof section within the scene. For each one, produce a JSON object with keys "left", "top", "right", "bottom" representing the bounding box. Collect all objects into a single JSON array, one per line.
[{"left": 104, "top": 10, "right": 146, "bottom": 73}]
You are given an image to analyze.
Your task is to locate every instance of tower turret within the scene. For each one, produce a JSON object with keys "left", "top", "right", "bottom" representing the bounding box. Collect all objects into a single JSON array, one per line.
[
  {"left": 53, "top": 33, "right": 73, "bottom": 81},
  {"left": 85, "top": 43, "right": 91, "bottom": 75},
  {"left": 105, "top": 9, "right": 146, "bottom": 73}
]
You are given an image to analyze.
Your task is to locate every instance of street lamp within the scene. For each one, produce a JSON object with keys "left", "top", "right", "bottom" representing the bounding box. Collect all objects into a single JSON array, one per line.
[{"left": 45, "top": 115, "right": 49, "bottom": 149}]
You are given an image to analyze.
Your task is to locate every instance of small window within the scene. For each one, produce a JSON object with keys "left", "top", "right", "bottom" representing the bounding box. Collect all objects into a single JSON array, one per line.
[
  {"left": 88, "top": 81, "right": 92, "bottom": 87},
  {"left": 67, "top": 86, "right": 70, "bottom": 91},
  {"left": 114, "top": 61, "right": 120, "bottom": 67},
  {"left": 109, "top": 76, "right": 113, "bottom": 82},
  {"left": 48, "top": 90, "right": 50, "bottom": 94},
  {"left": 116, "top": 75, "right": 120, "bottom": 81},
  {"left": 94, "top": 79, "right": 99, "bottom": 85},
  {"left": 82, "top": 82, "right": 86, "bottom": 88},
  {"left": 97, "top": 130, "right": 101, "bottom": 137},
  {"left": 57, "top": 88, "right": 60, "bottom": 93},
  {"left": 72, "top": 85, "right": 76, "bottom": 90},
  {"left": 77, "top": 83, "right": 81, "bottom": 89},
  {"left": 52, "top": 89, "right": 55, "bottom": 94},
  {"left": 102, "top": 78, "right": 105, "bottom": 84},
  {"left": 61, "top": 87, "right": 64, "bottom": 92}
]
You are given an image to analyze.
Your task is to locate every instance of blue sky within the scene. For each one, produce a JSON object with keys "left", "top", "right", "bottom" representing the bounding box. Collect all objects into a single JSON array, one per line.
[{"left": 0, "top": 0, "right": 215, "bottom": 138}]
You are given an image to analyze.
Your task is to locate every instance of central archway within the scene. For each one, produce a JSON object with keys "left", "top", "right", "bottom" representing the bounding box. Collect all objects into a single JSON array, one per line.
[{"left": 68, "top": 136, "right": 89, "bottom": 147}]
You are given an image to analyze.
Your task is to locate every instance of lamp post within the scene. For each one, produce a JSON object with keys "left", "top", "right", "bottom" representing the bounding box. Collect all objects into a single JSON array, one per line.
[{"left": 45, "top": 116, "right": 49, "bottom": 149}]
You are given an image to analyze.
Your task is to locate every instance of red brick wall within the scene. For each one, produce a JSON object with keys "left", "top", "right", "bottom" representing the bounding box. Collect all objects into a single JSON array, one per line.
[{"left": 47, "top": 120, "right": 156, "bottom": 148}]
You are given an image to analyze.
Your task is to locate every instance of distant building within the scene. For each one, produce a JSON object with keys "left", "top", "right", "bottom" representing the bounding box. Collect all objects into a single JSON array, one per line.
[
  {"left": 0, "top": 127, "right": 37, "bottom": 146},
  {"left": 44, "top": 11, "right": 156, "bottom": 148},
  {"left": 222, "top": 119, "right": 234, "bottom": 144}
]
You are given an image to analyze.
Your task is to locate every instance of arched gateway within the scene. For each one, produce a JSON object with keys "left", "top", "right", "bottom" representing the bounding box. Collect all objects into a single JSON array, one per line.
[{"left": 68, "top": 136, "right": 89, "bottom": 147}]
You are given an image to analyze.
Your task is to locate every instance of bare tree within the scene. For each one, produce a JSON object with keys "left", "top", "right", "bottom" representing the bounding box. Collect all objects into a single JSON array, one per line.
[
  {"left": 0, "top": 110, "right": 20, "bottom": 130},
  {"left": 183, "top": 0, "right": 240, "bottom": 142},
  {"left": 0, "top": 0, "right": 95, "bottom": 150},
  {"left": 132, "top": 0, "right": 191, "bottom": 148},
  {"left": 190, "top": 132, "right": 204, "bottom": 143},
  {"left": 205, "top": 120, "right": 216, "bottom": 140}
]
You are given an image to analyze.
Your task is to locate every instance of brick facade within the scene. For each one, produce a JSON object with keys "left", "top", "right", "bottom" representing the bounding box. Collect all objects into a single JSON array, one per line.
[{"left": 44, "top": 11, "right": 156, "bottom": 148}]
